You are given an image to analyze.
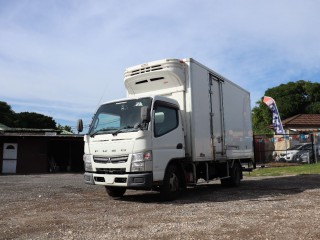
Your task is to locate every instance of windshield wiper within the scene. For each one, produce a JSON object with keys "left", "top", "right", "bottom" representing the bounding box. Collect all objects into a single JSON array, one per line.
[
  {"left": 112, "top": 125, "right": 134, "bottom": 136},
  {"left": 90, "top": 128, "right": 116, "bottom": 137}
]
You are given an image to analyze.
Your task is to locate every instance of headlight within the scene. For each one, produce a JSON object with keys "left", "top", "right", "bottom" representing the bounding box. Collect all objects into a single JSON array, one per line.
[
  {"left": 83, "top": 154, "right": 93, "bottom": 171},
  {"left": 131, "top": 151, "right": 152, "bottom": 172}
]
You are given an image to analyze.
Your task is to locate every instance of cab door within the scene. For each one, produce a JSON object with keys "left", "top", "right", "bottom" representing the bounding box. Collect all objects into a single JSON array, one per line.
[{"left": 152, "top": 101, "right": 185, "bottom": 181}]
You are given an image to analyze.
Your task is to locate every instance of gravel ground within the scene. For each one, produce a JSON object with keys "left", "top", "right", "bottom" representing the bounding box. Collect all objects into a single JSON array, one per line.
[{"left": 0, "top": 173, "right": 320, "bottom": 240}]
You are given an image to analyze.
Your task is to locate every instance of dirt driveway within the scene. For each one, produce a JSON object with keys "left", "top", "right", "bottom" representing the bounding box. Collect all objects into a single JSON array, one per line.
[{"left": 0, "top": 173, "right": 320, "bottom": 240}]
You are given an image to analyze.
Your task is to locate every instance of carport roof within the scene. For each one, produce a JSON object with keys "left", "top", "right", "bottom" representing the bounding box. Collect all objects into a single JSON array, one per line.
[
  {"left": 0, "top": 123, "right": 10, "bottom": 130},
  {"left": 0, "top": 125, "right": 82, "bottom": 138},
  {"left": 282, "top": 114, "right": 320, "bottom": 128}
]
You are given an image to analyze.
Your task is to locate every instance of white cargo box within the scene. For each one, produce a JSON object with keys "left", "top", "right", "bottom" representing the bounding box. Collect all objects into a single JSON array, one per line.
[{"left": 124, "top": 58, "right": 254, "bottom": 162}]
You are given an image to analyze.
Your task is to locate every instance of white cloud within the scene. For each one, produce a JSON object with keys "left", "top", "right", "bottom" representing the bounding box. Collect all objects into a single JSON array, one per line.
[{"left": 1, "top": 0, "right": 320, "bottom": 128}]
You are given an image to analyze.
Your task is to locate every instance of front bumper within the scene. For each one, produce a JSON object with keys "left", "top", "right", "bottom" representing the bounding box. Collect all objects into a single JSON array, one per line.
[{"left": 84, "top": 172, "right": 153, "bottom": 189}]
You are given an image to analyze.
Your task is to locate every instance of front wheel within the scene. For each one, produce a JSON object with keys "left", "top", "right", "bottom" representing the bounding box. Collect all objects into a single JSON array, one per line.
[
  {"left": 160, "top": 164, "right": 182, "bottom": 201},
  {"left": 105, "top": 186, "right": 126, "bottom": 198}
]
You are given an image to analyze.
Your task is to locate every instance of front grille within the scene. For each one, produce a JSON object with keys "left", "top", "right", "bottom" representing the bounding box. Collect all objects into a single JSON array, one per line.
[
  {"left": 96, "top": 168, "right": 126, "bottom": 174},
  {"left": 93, "top": 155, "right": 128, "bottom": 164}
]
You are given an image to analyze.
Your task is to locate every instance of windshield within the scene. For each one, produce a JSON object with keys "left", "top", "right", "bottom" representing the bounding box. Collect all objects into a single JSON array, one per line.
[
  {"left": 288, "top": 145, "right": 303, "bottom": 150},
  {"left": 89, "top": 97, "right": 152, "bottom": 136},
  {"left": 288, "top": 144, "right": 311, "bottom": 150}
]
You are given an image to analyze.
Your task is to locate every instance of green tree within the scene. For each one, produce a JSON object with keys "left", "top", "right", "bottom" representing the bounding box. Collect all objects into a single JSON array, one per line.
[
  {"left": 252, "top": 80, "right": 320, "bottom": 134},
  {"left": 0, "top": 101, "right": 16, "bottom": 127},
  {"left": 57, "top": 124, "right": 73, "bottom": 133},
  {"left": 252, "top": 102, "right": 273, "bottom": 134},
  {"left": 1, "top": 101, "right": 67, "bottom": 129},
  {"left": 14, "top": 112, "right": 57, "bottom": 129}
]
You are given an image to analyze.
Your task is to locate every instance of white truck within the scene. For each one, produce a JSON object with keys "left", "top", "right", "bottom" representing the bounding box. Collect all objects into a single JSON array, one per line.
[{"left": 77, "top": 58, "right": 255, "bottom": 200}]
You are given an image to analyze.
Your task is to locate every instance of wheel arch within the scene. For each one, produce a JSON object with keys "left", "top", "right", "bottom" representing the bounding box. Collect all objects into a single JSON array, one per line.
[{"left": 163, "top": 158, "right": 186, "bottom": 188}]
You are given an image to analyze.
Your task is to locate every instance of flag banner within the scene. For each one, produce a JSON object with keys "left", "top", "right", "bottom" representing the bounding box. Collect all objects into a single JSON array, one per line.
[{"left": 263, "top": 96, "right": 284, "bottom": 134}]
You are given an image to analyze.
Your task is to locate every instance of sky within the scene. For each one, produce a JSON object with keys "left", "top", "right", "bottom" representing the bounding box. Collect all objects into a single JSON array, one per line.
[{"left": 1, "top": 0, "right": 320, "bottom": 132}]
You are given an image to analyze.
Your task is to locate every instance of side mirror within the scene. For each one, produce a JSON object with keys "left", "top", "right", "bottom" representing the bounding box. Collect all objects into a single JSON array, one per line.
[
  {"left": 141, "top": 106, "right": 151, "bottom": 123},
  {"left": 77, "top": 119, "right": 83, "bottom": 133}
]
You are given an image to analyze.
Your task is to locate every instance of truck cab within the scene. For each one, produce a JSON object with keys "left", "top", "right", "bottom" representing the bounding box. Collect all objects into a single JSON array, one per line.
[{"left": 81, "top": 95, "right": 185, "bottom": 199}]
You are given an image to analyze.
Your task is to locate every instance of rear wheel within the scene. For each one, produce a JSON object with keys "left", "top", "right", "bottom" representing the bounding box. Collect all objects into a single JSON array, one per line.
[
  {"left": 160, "top": 164, "right": 182, "bottom": 201},
  {"left": 105, "top": 186, "right": 126, "bottom": 198},
  {"left": 221, "top": 162, "right": 242, "bottom": 187}
]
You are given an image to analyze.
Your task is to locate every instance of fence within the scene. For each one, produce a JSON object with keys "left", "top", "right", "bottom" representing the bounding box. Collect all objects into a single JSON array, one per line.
[{"left": 254, "top": 133, "right": 320, "bottom": 164}]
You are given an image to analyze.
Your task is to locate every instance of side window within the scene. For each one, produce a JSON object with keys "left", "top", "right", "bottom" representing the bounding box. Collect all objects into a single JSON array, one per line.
[{"left": 154, "top": 104, "right": 178, "bottom": 137}]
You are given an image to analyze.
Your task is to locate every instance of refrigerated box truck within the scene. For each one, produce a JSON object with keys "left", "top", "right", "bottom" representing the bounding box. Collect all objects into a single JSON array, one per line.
[{"left": 77, "top": 58, "right": 255, "bottom": 200}]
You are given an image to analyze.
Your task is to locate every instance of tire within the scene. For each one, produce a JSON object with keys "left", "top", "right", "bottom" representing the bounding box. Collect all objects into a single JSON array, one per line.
[
  {"left": 160, "top": 164, "right": 181, "bottom": 201},
  {"left": 220, "top": 162, "right": 242, "bottom": 187},
  {"left": 105, "top": 186, "right": 126, "bottom": 198}
]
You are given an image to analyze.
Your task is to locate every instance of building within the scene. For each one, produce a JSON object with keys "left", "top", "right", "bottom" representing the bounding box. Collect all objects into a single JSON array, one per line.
[
  {"left": 255, "top": 114, "right": 320, "bottom": 163},
  {"left": 281, "top": 114, "right": 320, "bottom": 133},
  {"left": 0, "top": 125, "right": 84, "bottom": 174}
]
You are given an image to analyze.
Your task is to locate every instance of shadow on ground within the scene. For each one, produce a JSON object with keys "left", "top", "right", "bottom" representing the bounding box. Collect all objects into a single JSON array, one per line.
[{"left": 118, "top": 174, "right": 320, "bottom": 204}]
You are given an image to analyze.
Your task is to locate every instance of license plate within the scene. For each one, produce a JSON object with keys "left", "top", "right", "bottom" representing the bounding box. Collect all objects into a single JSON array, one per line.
[{"left": 104, "top": 175, "right": 114, "bottom": 184}]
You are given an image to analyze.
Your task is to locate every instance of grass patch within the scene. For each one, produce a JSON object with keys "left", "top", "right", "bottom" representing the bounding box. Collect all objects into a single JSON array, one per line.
[{"left": 245, "top": 163, "right": 320, "bottom": 177}]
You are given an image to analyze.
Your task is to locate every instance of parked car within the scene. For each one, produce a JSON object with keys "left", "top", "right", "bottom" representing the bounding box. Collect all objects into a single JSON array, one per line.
[
  {"left": 295, "top": 149, "right": 313, "bottom": 163},
  {"left": 295, "top": 144, "right": 319, "bottom": 163},
  {"left": 278, "top": 143, "right": 312, "bottom": 162}
]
